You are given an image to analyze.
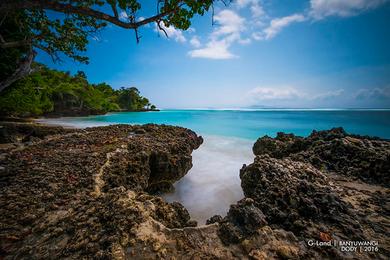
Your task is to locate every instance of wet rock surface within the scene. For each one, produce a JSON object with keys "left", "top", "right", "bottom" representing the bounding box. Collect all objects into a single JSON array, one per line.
[
  {"left": 0, "top": 124, "right": 388, "bottom": 259},
  {"left": 253, "top": 127, "right": 390, "bottom": 186},
  {"left": 217, "top": 198, "right": 268, "bottom": 245},
  {"left": 225, "top": 128, "right": 389, "bottom": 259},
  {"left": 0, "top": 123, "right": 205, "bottom": 258},
  {"left": 0, "top": 121, "right": 75, "bottom": 144}
]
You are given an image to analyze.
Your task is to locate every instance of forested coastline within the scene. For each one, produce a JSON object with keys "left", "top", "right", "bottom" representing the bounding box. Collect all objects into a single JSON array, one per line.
[{"left": 0, "top": 63, "right": 157, "bottom": 118}]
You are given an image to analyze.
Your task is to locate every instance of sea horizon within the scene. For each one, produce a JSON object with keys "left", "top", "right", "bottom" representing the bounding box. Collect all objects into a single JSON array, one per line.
[
  {"left": 156, "top": 107, "right": 390, "bottom": 111},
  {"left": 39, "top": 109, "right": 390, "bottom": 139}
]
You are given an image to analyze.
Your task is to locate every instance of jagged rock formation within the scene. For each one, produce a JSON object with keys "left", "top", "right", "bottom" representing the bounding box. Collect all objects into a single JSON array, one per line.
[
  {"left": 214, "top": 128, "right": 389, "bottom": 259},
  {"left": 0, "top": 124, "right": 388, "bottom": 259},
  {"left": 0, "top": 123, "right": 204, "bottom": 258},
  {"left": 0, "top": 122, "right": 306, "bottom": 259},
  {"left": 253, "top": 127, "right": 390, "bottom": 186}
]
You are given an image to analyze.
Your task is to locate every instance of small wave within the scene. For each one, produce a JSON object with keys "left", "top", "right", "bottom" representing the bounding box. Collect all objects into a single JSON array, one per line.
[{"left": 36, "top": 118, "right": 112, "bottom": 129}]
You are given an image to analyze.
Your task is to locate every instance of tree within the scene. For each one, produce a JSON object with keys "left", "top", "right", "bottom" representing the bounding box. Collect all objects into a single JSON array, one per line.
[
  {"left": 117, "top": 87, "right": 138, "bottom": 110},
  {"left": 0, "top": 0, "right": 216, "bottom": 92},
  {"left": 0, "top": 10, "right": 34, "bottom": 93},
  {"left": 0, "top": 64, "right": 156, "bottom": 116},
  {"left": 115, "top": 86, "right": 153, "bottom": 111},
  {"left": 76, "top": 71, "right": 87, "bottom": 79},
  {"left": 94, "top": 82, "right": 114, "bottom": 97}
]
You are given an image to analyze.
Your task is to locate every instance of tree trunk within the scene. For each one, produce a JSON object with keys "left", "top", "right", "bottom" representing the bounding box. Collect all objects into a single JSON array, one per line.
[{"left": 0, "top": 48, "right": 35, "bottom": 93}]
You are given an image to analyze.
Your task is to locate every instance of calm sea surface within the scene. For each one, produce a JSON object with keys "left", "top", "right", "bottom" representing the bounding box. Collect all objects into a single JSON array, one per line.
[
  {"left": 41, "top": 109, "right": 390, "bottom": 140},
  {"left": 40, "top": 109, "right": 390, "bottom": 224}
]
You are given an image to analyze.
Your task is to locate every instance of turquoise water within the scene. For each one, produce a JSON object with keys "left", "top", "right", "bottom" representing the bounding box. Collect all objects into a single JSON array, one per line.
[
  {"left": 41, "top": 109, "right": 390, "bottom": 223},
  {"left": 42, "top": 109, "right": 390, "bottom": 140}
]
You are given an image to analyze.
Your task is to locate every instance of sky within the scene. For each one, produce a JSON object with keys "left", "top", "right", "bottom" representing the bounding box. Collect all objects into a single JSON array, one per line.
[{"left": 36, "top": 0, "right": 390, "bottom": 109}]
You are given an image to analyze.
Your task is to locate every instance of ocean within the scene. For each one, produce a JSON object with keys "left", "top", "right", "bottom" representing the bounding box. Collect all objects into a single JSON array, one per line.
[{"left": 39, "top": 109, "right": 390, "bottom": 224}]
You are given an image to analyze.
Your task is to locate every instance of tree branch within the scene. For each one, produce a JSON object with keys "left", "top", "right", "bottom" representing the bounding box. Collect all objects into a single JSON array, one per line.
[
  {"left": 0, "top": 46, "right": 36, "bottom": 92},
  {"left": 0, "top": 0, "right": 184, "bottom": 30},
  {"left": 134, "top": 27, "right": 141, "bottom": 43},
  {"left": 156, "top": 20, "right": 169, "bottom": 38},
  {"left": 109, "top": 2, "right": 118, "bottom": 18},
  {"left": 0, "top": 39, "right": 29, "bottom": 48}
]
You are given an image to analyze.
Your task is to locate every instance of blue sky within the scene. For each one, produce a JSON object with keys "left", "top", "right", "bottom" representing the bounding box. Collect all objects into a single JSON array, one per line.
[{"left": 37, "top": 0, "right": 390, "bottom": 109}]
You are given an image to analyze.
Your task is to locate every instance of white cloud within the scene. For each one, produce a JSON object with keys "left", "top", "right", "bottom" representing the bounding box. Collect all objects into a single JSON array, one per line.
[
  {"left": 155, "top": 23, "right": 186, "bottom": 43},
  {"left": 188, "top": 10, "right": 245, "bottom": 59},
  {"left": 247, "top": 86, "right": 390, "bottom": 106},
  {"left": 188, "top": 9, "right": 306, "bottom": 59},
  {"left": 312, "top": 89, "right": 344, "bottom": 100},
  {"left": 251, "top": 32, "right": 263, "bottom": 40},
  {"left": 355, "top": 86, "right": 390, "bottom": 100},
  {"left": 212, "top": 9, "right": 246, "bottom": 37},
  {"left": 236, "top": 0, "right": 253, "bottom": 8},
  {"left": 239, "top": 38, "right": 252, "bottom": 44},
  {"left": 310, "top": 0, "right": 388, "bottom": 19},
  {"left": 247, "top": 86, "right": 345, "bottom": 102},
  {"left": 188, "top": 40, "right": 237, "bottom": 59},
  {"left": 250, "top": 2, "right": 265, "bottom": 17},
  {"left": 263, "top": 14, "right": 305, "bottom": 40},
  {"left": 150, "top": 0, "right": 389, "bottom": 59},
  {"left": 236, "top": 0, "right": 265, "bottom": 17},
  {"left": 248, "top": 87, "right": 304, "bottom": 101},
  {"left": 190, "top": 36, "right": 201, "bottom": 48}
]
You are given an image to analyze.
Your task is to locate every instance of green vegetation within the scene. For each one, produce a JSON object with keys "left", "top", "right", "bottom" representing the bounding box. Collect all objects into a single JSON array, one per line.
[
  {"left": 1, "top": 0, "right": 215, "bottom": 115},
  {"left": 1, "top": 0, "right": 214, "bottom": 91},
  {"left": 0, "top": 64, "right": 157, "bottom": 117}
]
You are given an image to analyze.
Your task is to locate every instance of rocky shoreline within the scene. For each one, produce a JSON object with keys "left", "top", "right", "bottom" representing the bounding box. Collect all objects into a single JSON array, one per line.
[
  {"left": 0, "top": 122, "right": 389, "bottom": 259},
  {"left": 214, "top": 128, "right": 389, "bottom": 259}
]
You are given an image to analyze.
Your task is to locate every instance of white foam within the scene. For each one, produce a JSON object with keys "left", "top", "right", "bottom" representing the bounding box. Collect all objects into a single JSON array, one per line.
[
  {"left": 163, "top": 135, "right": 254, "bottom": 224},
  {"left": 36, "top": 117, "right": 111, "bottom": 129}
]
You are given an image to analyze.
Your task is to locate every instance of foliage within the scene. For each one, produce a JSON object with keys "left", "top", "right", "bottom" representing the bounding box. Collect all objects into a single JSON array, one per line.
[
  {"left": 0, "top": 0, "right": 214, "bottom": 64},
  {"left": 1, "top": 0, "right": 217, "bottom": 91},
  {"left": 117, "top": 87, "right": 151, "bottom": 111},
  {"left": 0, "top": 64, "right": 156, "bottom": 117}
]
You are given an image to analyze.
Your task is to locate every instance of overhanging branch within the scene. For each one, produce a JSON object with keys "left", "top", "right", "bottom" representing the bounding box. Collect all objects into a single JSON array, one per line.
[
  {"left": 0, "top": 0, "right": 184, "bottom": 30},
  {"left": 0, "top": 39, "right": 29, "bottom": 48}
]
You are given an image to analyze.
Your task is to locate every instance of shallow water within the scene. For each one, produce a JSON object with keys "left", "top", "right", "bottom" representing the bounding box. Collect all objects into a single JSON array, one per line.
[
  {"left": 38, "top": 109, "right": 390, "bottom": 140},
  {"left": 163, "top": 135, "right": 254, "bottom": 224},
  {"left": 39, "top": 109, "right": 390, "bottom": 223}
]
